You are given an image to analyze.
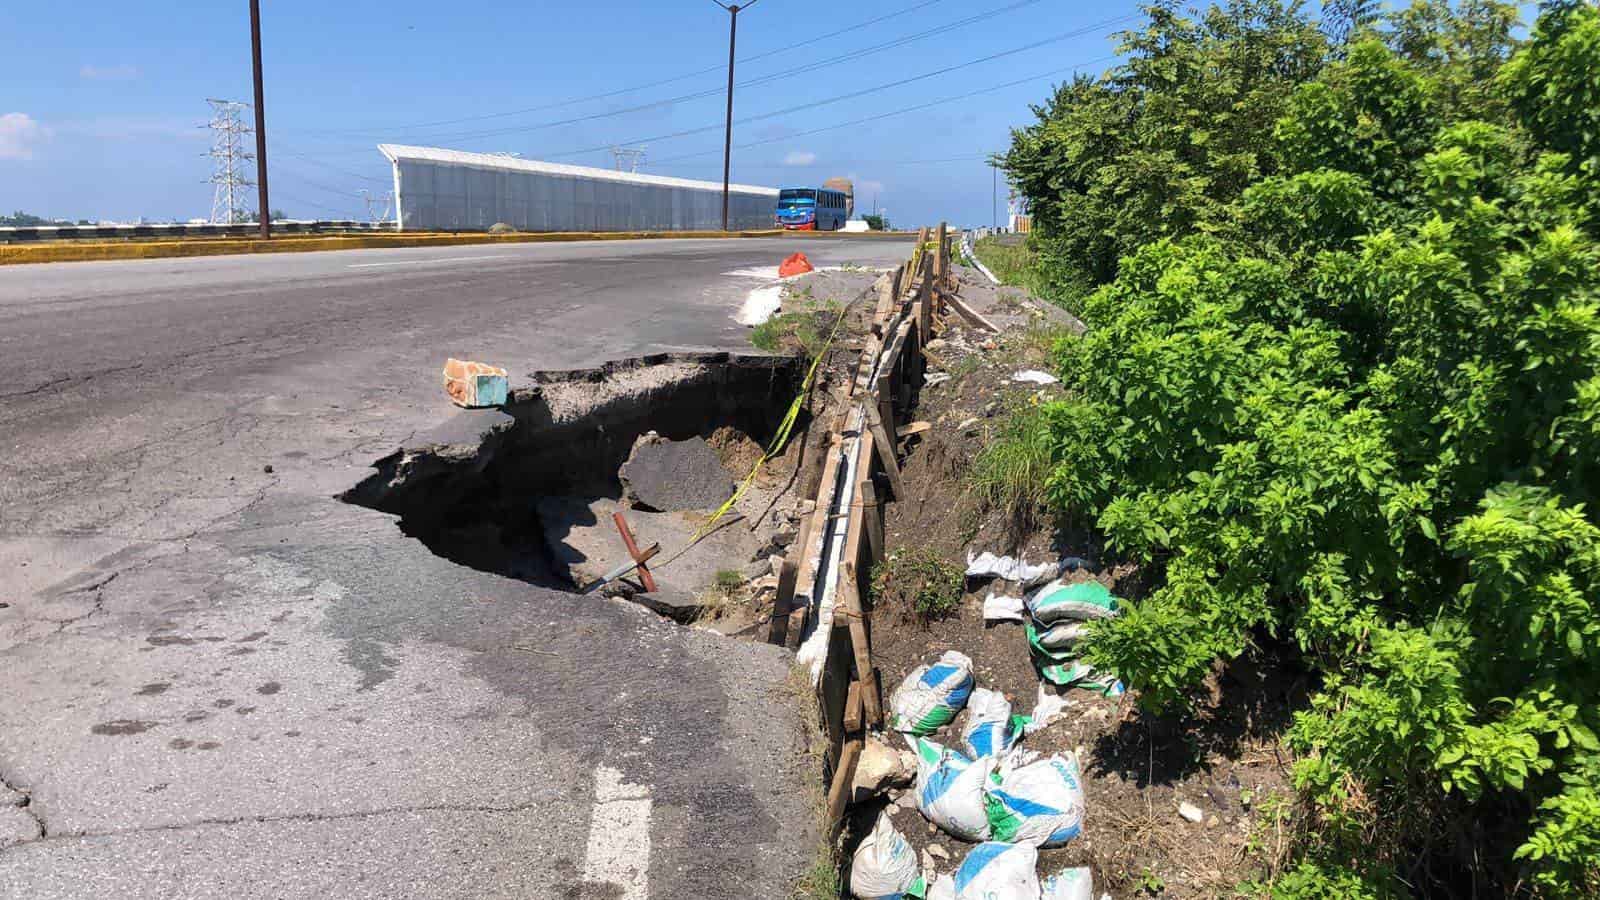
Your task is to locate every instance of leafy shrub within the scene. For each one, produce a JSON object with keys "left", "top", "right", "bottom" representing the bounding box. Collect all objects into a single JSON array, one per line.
[
  {"left": 872, "top": 548, "right": 963, "bottom": 622},
  {"left": 1002, "top": 1, "right": 1600, "bottom": 893}
]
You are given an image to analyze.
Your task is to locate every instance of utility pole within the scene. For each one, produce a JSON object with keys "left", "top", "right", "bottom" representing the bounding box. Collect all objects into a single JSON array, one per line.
[
  {"left": 992, "top": 163, "right": 997, "bottom": 230},
  {"left": 712, "top": 0, "right": 759, "bottom": 231},
  {"left": 249, "top": 0, "right": 271, "bottom": 238}
]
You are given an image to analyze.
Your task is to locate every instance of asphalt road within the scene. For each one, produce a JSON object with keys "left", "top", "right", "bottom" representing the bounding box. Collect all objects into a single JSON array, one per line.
[{"left": 0, "top": 235, "right": 912, "bottom": 899}]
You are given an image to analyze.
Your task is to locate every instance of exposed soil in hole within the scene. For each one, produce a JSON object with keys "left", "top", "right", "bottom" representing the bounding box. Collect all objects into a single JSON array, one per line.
[{"left": 342, "top": 352, "right": 816, "bottom": 624}]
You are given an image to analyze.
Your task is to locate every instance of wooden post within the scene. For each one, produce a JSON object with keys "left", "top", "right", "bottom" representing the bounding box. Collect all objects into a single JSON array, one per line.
[
  {"left": 844, "top": 680, "right": 863, "bottom": 734},
  {"left": 917, "top": 251, "right": 934, "bottom": 341},
  {"left": 826, "top": 738, "right": 863, "bottom": 824},
  {"left": 862, "top": 400, "right": 906, "bottom": 500},
  {"left": 861, "top": 480, "right": 885, "bottom": 567},
  {"left": 838, "top": 562, "right": 881, "bottom": 727},
  {"left": 935, "top": 221, "right": 949, "bottom": 297}
]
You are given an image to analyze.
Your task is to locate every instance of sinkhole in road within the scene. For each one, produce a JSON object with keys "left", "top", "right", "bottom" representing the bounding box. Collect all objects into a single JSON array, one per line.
[{"left": 341, "top": 352, "right": 805, "bottom": 617}]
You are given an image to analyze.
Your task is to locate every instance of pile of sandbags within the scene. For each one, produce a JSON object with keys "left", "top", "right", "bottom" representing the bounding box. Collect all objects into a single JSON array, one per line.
[
  {"left": 1023, "top": 580, "right": 1125, "bottom": 696},
  {"left": 857, "top": 650, "right": 1099, "bottom": 900}
]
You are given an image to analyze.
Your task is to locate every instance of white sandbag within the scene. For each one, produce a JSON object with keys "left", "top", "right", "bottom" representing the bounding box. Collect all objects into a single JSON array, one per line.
[
  {"left": 984, "top": 753, "right": 1086, "bottom": 847},
  {"left": 983, "top": 592, "right": 1026, "bottom": 622},
  {"left": 1025, "top": 682, "right": 1072, "bottom": 735},
  {"left": 913, "top": 738, "right": 994, "bottom": 842},
  {"left": 1035, "top": 621, "right": 1090, "bottom": 651},
  {"left": 1026, "top": 579, "right": 1119, "bottom": 624},
  {"left": 946, "top": 842, "right": 1040, "bottom": 899},
  {"left": 1041, "top": 866, "right": 1094, "bottom": 900},
  {"left": 962, "top": 688, "right": 1022, "bottom": 759},
  {"left": 926, "top": 875, "right": 956, "bottom": 900},
  {"left": 965, "top": 551, "right": 1057, "bottom": 583},
  {"left": 850, "top": 810, "right": 927, "bottom": 899},
  {"left": 890, "top": 651, "right": 975, "bottom": 735}
]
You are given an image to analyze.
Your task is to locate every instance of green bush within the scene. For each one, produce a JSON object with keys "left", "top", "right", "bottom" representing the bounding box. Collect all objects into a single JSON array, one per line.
[
  {"left": 872, "top": 548, "right": 963, "bottom": 622},
  {"left": 1003, "top": 1, "right": 1600, "bottom": 893}
]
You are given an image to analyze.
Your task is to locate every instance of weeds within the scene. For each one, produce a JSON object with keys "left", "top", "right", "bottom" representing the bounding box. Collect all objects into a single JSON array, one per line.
[
  {"left": 972, "top": 236, "right": 1046, "bottom": 295},
  {"left": 970, "top": 408, "right": 1054, "bottom": 530},
  {"left": 750, "top": 298, "right": 840, "bottom": 359},
  {"left": 784, "top": 664, "right": 838, "bottom": 900},
  {"left": 871, "top": 547, "right": 963, "bottom": 622}
]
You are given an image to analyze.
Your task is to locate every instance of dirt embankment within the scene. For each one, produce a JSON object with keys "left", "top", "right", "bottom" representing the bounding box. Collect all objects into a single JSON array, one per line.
[{"left": 864, "top": 265, "right": 1303, "bottom": 899}]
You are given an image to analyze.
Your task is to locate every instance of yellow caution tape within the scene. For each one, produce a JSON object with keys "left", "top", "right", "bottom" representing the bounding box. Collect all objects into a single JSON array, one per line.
[{"left": 693, "top": 307, "right": 852, "bottom": 541}]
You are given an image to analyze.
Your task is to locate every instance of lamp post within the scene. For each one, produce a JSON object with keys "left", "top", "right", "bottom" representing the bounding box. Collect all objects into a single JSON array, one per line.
[{"left": 711, "top": 0, "right": 760, "bottom": 231}]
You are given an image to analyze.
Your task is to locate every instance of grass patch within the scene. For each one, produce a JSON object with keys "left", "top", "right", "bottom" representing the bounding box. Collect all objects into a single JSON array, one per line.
[
  {"left": 970, "top": 407, "right": 1055, "bottom": 529},
  {"left": 973, "top": 235, "right": 1042, "bottom": 290},
  {"left": 1005, "top": 322, "right": 1073, "bottom": 369},
  {"left": 871, "top": 547, "right": 963, "bottom": 622},
  {"left": 750, "top": 297, "right": 841, "bottom": 359}
]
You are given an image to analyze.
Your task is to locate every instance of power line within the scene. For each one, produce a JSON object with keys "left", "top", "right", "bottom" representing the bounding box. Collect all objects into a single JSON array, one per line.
[
  {"left": 538, "top": 21, "right": 1127, "bottom": 162},
  {"left": 290, "top": 0, "right": 1072, "bottom": 151},
  {"left": 648, "top": 57, "right": 1113, "bottom": 166},
  {"left": 290, "top": 0, "right": 949, "bottom": 139}
]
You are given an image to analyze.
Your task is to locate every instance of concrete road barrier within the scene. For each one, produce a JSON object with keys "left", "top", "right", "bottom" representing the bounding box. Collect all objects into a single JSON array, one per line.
[{"left": 0, "top": 227, "right": 917, "bottom": 266}]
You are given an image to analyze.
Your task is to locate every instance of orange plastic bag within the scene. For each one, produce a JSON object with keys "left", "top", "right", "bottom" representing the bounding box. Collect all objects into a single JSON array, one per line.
[{"left": 778, "top": 252, "right": 814, "bottom": 278}]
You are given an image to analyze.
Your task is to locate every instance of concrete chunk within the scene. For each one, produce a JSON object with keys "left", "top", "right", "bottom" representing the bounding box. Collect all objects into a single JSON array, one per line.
[{"left": 618, "top": 432, "right": 735, "bottom": 512}]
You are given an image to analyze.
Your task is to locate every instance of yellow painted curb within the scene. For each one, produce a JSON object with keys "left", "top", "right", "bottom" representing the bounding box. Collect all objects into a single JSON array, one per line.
[{"left": 0, "top": 227, "right": 917, "bottom": 266}]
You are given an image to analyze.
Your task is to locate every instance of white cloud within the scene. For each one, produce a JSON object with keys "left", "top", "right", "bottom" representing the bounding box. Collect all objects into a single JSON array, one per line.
[
  {"left": 783, "top": 150, "right": 817, "bottom": 166},
  {"left": 0, "top": 113, "right": 50, "bottom": 160},
  {"left": 80, "top": 64, "right": 140, "bottom": 81},
  {"left": 849, "top": 175, "right": 886, "bottom": 197}
]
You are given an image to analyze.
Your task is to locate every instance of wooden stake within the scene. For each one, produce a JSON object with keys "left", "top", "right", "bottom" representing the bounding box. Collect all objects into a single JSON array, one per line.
[
  {"left": 944, "top": 291, "right": 1001, "bottom": 332},
  {"left": 861, "top": 480, "right": 885, "bottom": 567},
  {"left": 863, "top": 399, "right": 906, "bottom": 500},
  {"left": 844, "top": 681, "right": 863, "bottom": 734},
  {"left": 839, "top": 562, "right": 881, "bottom": 726},
  {"left": 826, "top": 737, "right": 863, "bottom": 824}
]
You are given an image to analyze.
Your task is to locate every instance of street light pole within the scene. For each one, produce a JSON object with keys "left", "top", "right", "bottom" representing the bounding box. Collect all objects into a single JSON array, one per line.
[
  {"left": 713, "top": 0, "right": 758, "bottom": 231},
  {"left": 249, "top": 0, "right": 271, "bottom": 239}
]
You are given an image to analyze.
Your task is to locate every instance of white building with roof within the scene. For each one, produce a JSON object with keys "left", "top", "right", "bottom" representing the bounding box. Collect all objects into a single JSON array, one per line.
[{"left": 378, "top": 145, "right": 779, "bottom": 232}]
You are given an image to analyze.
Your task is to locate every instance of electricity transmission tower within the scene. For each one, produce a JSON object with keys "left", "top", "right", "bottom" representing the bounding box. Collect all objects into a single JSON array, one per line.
[
  {"left": 610, "top": 146, "right": 646, "bottom": 173},
  {"left": 359, "top": 189, "right": 394, "bottom": 227},
  {"left": 205, "top": 99, "right": 255, "bottom": 225}
]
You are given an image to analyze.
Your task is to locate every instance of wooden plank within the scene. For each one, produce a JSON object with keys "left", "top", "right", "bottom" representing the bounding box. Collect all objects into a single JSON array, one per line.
[
  {"left": 862, "top": 400, "right": 906, "bottom": 500},
  {"left": 826, "top": 737, "right": 864, "bottom": 824},
  {"left": 838, "top": 562, "right": 881, "bottom": 726},
  {"left": 861, "top": 480, "right": 885, "bottom": 568},
  {"left": 785, "top": 433, "right": 846, "bottom": 650},
  {"left": 844, "top": 680, "right": 863, "bottom": 734},
  {"left": 897, "top": 420, "right": 932, "bottom": 438},
  {"left": 917, "top": 252, "right": 934, "bottom": 338},
  {"left": 935, "top": 221, "right": 949, "bottom": 296},
  {"left": 945, "top": 290, "right": 1001, "bottom": 333}
]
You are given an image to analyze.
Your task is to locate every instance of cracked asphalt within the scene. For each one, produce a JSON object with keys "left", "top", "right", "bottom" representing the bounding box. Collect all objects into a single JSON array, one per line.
[{"left": 0, "top": 236, "right": 911, "bottom": 898}]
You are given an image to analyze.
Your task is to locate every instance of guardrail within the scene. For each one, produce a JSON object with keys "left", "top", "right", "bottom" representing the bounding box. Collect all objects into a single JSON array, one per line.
[
  {"left": 0, "top": 220, "right": 393, "bottom": 244},
  {"left": 961, "top": 227, "right": 1003, "bottom": 285}
]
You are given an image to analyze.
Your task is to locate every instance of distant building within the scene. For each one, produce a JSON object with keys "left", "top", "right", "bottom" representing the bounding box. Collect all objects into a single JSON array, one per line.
[{"left": 378, "top": 145, "right": 779, "bottom": 233}]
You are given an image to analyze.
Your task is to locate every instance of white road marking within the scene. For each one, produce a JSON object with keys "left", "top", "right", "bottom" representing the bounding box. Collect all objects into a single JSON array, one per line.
[
  {"left": 580, "top": 764, "right": 652, "bottom": 900},
  {"left": 346, "top": 254, "right": 513, "bottom": 269}
]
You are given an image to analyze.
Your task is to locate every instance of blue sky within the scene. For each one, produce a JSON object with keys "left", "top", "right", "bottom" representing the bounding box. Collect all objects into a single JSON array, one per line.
[{"left": 1, "top": 0, "right": 1148, "bottom": 226}]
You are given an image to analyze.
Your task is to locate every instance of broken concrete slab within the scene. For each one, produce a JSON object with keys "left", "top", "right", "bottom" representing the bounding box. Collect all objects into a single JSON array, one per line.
[
  {"left": 619, "top": 432, "right": 736, "bottom": 513},
  {"left": 536, "top": 496, "right": 760, "bottom": 600}
]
